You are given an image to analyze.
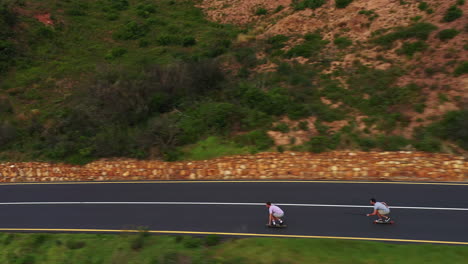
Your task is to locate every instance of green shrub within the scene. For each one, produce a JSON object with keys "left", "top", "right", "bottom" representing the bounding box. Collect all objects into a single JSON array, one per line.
[
  {"left": 345, "top": 63, "right": 409, "bottom": 115},
  {"left": 0, "top": 3, "right": 17, "bottom": 32},
  {"left": 0, "top": 40, "right": 15, "bottom": 73},
  {"left": 240, "top": 109, "right": 272, "bottom": 130},
  {"left": 272, "top": 122, "right": 290, "bottom": 133},
  {"left": 235, "top": 47, "right": 258, "bottom": 67},
  {"left": 136, "top": 3, "right": 156, "bottom": 18},
  {"left": 298, "top": 121, "right": 309, "bottom": 131},
  {"left": 413, "top": 136, "right": 441, "bottom": 152},
  {"left": 417, "top": 2, "right": 428, "bottom": 11},
  {"left": 457, "top": 0, "right": 465, "bottom": 5},
  {"left": 266, "top": 34, "right": 289, "bottom": 50},
  {"left": 182, "top": 36, "right": 196, "bottom": 47},
  {"left": 358, "top": 10, "right": 374, "bottom": 16},
  {"left": 375, "top": 135, "right": 410, "bottom": 151},
  {"left": 0, "top": 96, "right": 13, "bottom": 113},
  {"left": 183, "top": 237, "right": 202, "bottom": 248},
  {"left": 139, "top": 39, "right": 150, "bottom": 47},
  {"left": 410, "top": 15, "right": 422, "bottom": 22},
  {"left": 292, "top": 0, "right": 326, "bottom": 10},
  {"left": 255, "top": 7, "right": 268, "bottom": 15},
  {"left": 336, "top": 0, "right": 353, "bottom": 9},
  {"left": 65, "top": 240, "right": 86, "bottom": 249},
  {"left": 109, "top": 0, "right": 129, "bottom": 11},
  {"left": 334, "top": 36, "right": 352, "bottom": 49},
  {"left": 179, "top": 102, "right": 242, "bottom": 143},
  {"left": 266, "top": 34, "right": 289, "bottom": 56},
  {"left": 130, "top": 235, "right": 145, "bottom": 250},
  {"left": 454, "top": 61, "right": 468, "bottom": 76},
  {"left": 358, "top": 9, "right": 379, "bottom": 21},
  {"left": 202, "top": 38, "right": 232, "bottom": 58},
  {"left": 425, "top": 110, "right": 468, "bottom": 149},
  {"left": 314, "top": 121, "right": 330, "bottom": 135},
  {"left": 274, "top": 5, "right": 285, "bottom": 13},
  {"left": 0, "top": 121, "right": 16, "bottom": 147},
  {"left": 2, "top": 234, "right": 15, "bottom": 245},
  {"left": 437, "top": 29, "right": 460, "bottom": 41},
  {"left": 204, "top": 235, "right": 221, "bottom": 246},
  {"left": 285, "top": 33, "right": 328, "bottom": 58},
  {"left": 397, "top": 41, "right": 428, "bottom": 57},
  {"left": 287, "top": 104, "right": 311, "bottom": 120},
  {"left": 105, "top": 12, "right": 119, "bottom": 20},
  {"left": 113, "top": 21, "right": 149, "bottom": 40},
  {"left": 443, "top": 5, "right": 463, "bottom": 22},
  {"left": 156, "top": 34, "right": 182, "bottom": 46},
  {"left": 234, "top": 130, "right": 274, "bottom": 151},
  {"left": 373, "top": 23, "right": 437, "bottom": 47},
  {"left": 356, "top": 136, "right": 376, "bottom": 151},
  {"left": 16, "top": 254, "right": 35, "bottom": 264},
  {"left": 65, "top": 8, "right": 87, "bottom": 16},
  {"left": 235, "top": 85, "right": 291, "bottom": 116},
  {"left": 31, "top": 234, "right": 49, "bottom": 247},
  {"left": 414, "top": 103, "right": 426, "bottom": 113},
  {"left": 105, "top": 47, "right": 127, "bottom": 60},
  {"left": 307, "top": 134, "right": 341, "bottom": 153}
]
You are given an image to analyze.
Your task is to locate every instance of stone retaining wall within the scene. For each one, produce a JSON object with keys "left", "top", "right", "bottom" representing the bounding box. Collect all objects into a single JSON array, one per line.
[{"left": 0, "top": 151, "right": 466, "bottom": 182}]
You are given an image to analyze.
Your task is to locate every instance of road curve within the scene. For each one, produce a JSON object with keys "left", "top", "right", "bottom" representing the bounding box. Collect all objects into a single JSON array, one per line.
[{"left": 0, "top": 181, "right": 467, "bottom": 245}]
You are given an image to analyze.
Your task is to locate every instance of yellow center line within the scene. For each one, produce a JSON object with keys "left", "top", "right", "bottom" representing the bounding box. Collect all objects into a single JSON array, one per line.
[
  {"left": 0, "top": 228, "right": 466, "bottom": 245},
  {"left": 0, "top": 180, "right": 467, "bottom": 186}
]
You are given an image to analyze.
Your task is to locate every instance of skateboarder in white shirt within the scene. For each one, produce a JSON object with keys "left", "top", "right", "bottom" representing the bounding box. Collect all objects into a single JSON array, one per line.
[
  {"left": 266, "top": 202, "right": 285, "bottom": 226},
  {"left": 367, "top": 198, "right": 391, "bottom": 223}
]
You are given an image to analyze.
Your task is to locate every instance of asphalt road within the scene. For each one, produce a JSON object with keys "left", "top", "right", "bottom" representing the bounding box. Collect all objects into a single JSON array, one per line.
[{"left": 0, "top": 181, "right": 467, "bottom": 244}]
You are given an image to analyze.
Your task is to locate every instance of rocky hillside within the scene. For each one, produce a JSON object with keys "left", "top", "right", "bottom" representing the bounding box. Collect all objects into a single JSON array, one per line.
[
  {"left": 200, "top": 0, "right": 467, "bottom": 144},
  {"left": 0, "top": 0, "right": 466, "bottom": 164}
]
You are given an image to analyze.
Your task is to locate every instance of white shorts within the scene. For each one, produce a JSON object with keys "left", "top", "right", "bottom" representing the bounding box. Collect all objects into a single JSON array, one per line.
[
  {"left": 273, "top": 212, "right": 284, "bottom": 218},
  {"left": 378, "top": 209, "right": 390, "bottom": 215}
]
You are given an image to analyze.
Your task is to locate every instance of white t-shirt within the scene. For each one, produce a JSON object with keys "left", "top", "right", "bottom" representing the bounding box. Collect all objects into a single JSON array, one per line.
[
  {"left": 269, "top": 205, "right": 284, "bottom": 215},
  {"left": 374, "top": 202, "right": 390, "bottom": 213}
]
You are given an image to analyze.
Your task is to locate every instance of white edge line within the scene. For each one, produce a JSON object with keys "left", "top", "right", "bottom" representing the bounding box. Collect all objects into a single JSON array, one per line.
[{"left": 0, "top": 202, "right": 467, "bottom": 211}]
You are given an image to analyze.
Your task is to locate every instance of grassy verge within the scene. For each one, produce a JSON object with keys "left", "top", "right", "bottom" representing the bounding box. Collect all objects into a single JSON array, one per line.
[
  {"left": 176, "top": 136, "right": 256, "bottom": 161},
  {"left": 0, "top": 232, "right": 467, "bottom": 264}
]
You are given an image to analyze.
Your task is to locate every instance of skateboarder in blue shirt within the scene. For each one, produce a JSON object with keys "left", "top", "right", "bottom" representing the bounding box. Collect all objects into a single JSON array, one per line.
[
  {"left": 266, "top": 202, "right": 285, "bottom": 226},
  {"left": 367, "top": 198, "right": 391, "bottom": 223}
]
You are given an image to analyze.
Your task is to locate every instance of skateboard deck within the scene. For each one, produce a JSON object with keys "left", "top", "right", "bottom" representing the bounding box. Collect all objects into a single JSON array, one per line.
[
  {"left": 266, "top": 224, "right": 287, "bottom": 228},
  {"left": 373, "top": 220, "right": 395, "bottom": 224}
]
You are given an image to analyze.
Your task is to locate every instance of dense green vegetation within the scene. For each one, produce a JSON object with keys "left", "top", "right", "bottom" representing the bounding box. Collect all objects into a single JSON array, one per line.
[
  {"left": 0, "top": 0, "right": 466, "bottom": 164},
  {"left": 0, "top": 232, "right": 467, "bottom": 264}
]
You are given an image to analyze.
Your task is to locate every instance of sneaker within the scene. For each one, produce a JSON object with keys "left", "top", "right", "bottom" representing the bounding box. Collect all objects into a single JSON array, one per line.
[
  {"left": 375, "top": 219, "right": 383, "bottom": 223},
  {"left": 279, "top": 221, "right": 284, "bottom": 226},
  {"left": 384, "top": 218, "right": 391, "bottom": 223}
]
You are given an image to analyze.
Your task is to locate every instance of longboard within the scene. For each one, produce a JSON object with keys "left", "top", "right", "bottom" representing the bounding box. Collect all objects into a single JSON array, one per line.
[
  {"left": 373, "top": 220, "right": 395, "bottom": 224},
  {"left": 266, "top": 224, "right": 287, "bottom": 228}
]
